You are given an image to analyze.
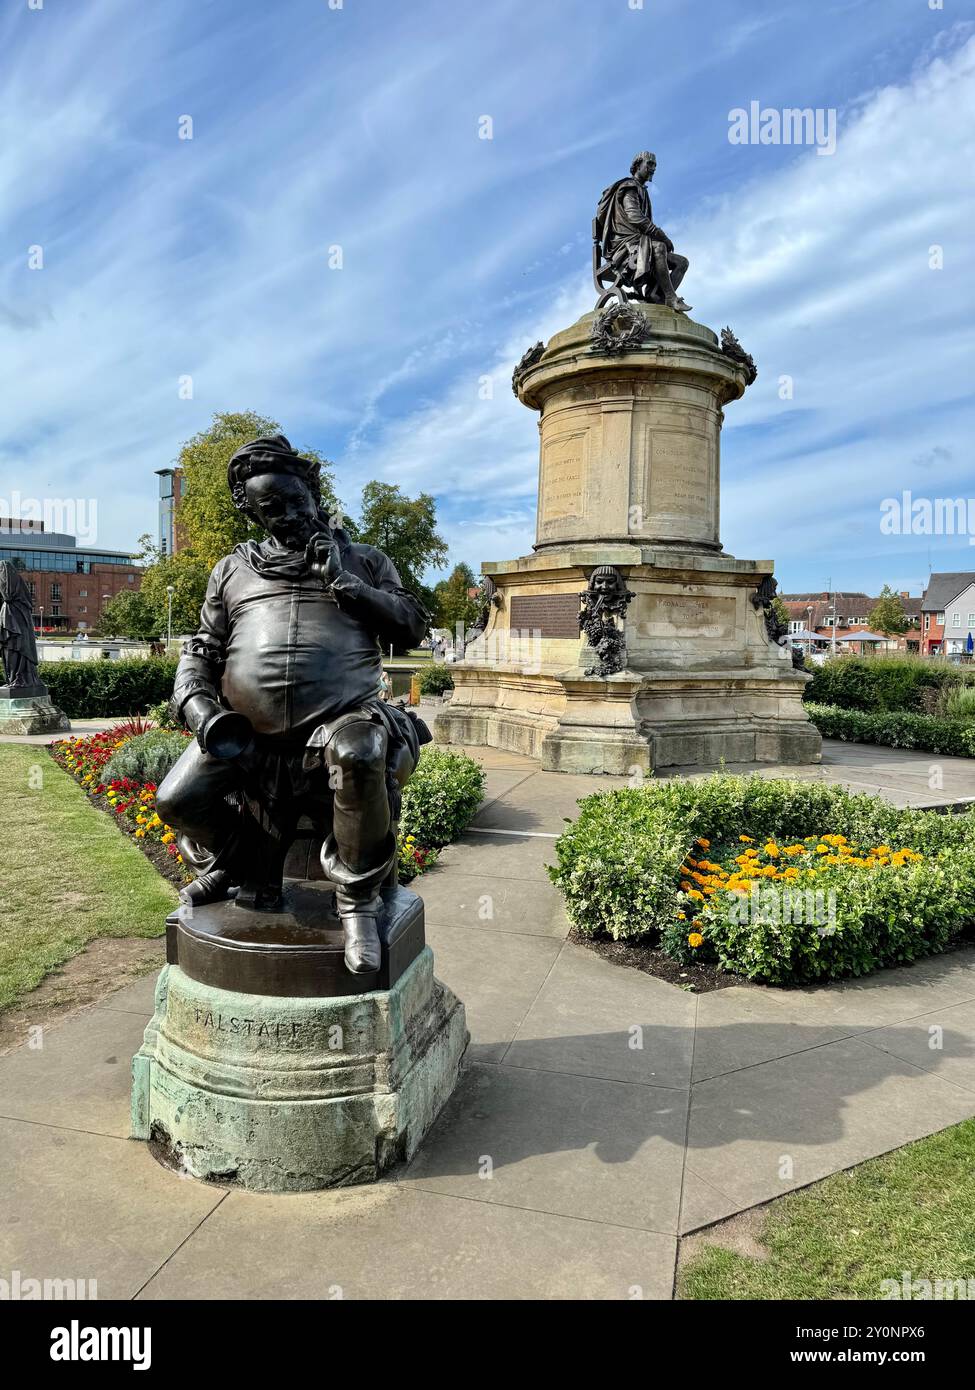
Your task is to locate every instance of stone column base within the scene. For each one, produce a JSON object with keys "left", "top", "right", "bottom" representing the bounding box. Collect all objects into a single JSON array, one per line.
[
  {"left": 131, "top": 950, "right": 468, "bottom": 1192},
  {"left": 0, "top": 694, "right": 70, "bottom": 735}
]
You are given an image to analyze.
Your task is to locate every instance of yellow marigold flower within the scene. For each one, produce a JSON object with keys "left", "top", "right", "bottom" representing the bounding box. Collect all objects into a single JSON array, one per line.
[
  {"left": 739, "top": 835, "right": 753, "bottom": 843},
  {"left": 676, "top": 912, "right": 686, "bottom": 920},
  {"left": 686, "top": 889, "right": 704, "bottom": 901},
  {"left": 764, "top": 843, "right": 780, "bottom": 857},
  {"left": 696, "top": 838, "right": 710, "bottom": 849},
  {"left": 816, "top": 844, "right": 830, "bottom": 854},
  {"left": 161, "top": 832, "right": 176, "bottom": 845},
  {"left": 688, "top": 932, "right": 704, "bottom": 948},
  {"left": 135, "top": 829, "right": 146, "bottom": 839}
]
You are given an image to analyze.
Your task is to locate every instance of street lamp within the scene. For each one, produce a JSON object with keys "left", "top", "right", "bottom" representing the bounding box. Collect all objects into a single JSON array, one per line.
[{"left": 166, "top": 585, "right": 175, "bottom": 645}]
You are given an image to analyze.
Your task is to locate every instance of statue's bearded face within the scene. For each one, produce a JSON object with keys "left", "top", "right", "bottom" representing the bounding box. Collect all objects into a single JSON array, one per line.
[
  {"left": 592, "top": 572, "right": 619, "bottom": 597},
  {"left": 641, "top": 156, "right": 656, "bottom": 181},
  {"left": 244, "top": 471, "right": 320, "bottom": 550}
]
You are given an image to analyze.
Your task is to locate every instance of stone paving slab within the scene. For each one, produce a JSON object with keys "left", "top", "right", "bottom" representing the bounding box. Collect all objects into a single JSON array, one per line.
[
  {"left": 0, "top": 1117, "right": 226, "bottom": 1299},
  {"left": 504, "top": 941, "right": 695, "bottom": 1088},
  {"left": 862, "top": 1000, "right": 975, "bottom": 1094},
  {"left": 4, "top": 735, "right": 975, "bottom": 1298},
  {"left": 423, "top": 922, "right": 561, "bottom": 1064},
  {"left": 403, "top": 1061, "right": 688, "bottom": 1234},
  {"left": 0, "top": 1006, "right": 147, "bottom": 1138},
  {"left": 416, "top": 868, "right": 570, "bottom": 938},
  {"left": 136, "top": 1182, "right": 676, "bottom": 1300},
  {"left": 685, "top": 1036, "right": 975, "bottom": 1209},
  {"left": 679, "top": 1168, "right": 744, "bottom": 1235}
]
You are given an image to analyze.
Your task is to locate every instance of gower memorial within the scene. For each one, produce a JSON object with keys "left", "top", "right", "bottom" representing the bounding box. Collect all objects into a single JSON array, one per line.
[
  {"left": 437, "top": 151, "right": 822, "bottom": 773},
  {"left": 131, "top": 436, "right": 467, "bottom": 1190}
]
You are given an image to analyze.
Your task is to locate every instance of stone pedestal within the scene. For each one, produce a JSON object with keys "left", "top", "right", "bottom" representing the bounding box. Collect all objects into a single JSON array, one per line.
[
  {"left": 132, "top": 883, "right": 468, "bottom": 1192},
  {"left": 0, "top": 684, "right": 70, "bottom": 735},
  {"left": 435, "top": 303, "right": 821, "bottom": 772}
]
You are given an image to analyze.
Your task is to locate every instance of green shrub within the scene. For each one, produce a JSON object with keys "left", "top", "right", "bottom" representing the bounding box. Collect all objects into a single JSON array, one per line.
[
  {"left": 807, "top": 702, "right": 975, "bottom": 757},
  {"left": 702, "top": 852, "right": 975, "bottom": 986},
  {"left": 804, "top": 656, "right": 969, "bottom": 713},
  {"left": 548, "top": 773, "right": 975, "bottom": 984},
  {"left": 102, "top": 730, "right": 191, "bottom": 785},
  {"left": 39, "top": 658, "right": 178, "bottom": 718},
  {"left": 418, "top": 663, "right": 454, "bottom": 696},
  {"left": 146, "top": 697, "right": 183, "bottom": 730},
  {"left": 943, "top": 686, "right": 975, "bottom": 721},
  {"left": 399, "top": 748, "right": 484, "bottom": 848}
]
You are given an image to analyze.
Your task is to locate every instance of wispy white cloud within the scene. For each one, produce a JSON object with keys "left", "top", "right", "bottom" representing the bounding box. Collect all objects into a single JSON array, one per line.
[{"left": 0, "top": 0, "right": 969, "bottom": 603}]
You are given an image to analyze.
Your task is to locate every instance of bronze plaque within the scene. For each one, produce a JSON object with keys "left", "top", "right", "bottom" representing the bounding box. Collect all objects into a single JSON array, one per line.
[{"left": 509, "top": 593, "right": 580, "bottom": 639}]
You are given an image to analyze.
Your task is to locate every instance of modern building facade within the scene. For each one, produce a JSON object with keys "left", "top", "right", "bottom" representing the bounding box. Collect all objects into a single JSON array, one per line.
[
  {"left": 0, "top": 518, "right": 142, "bottom": 632},
  {"left": 154, "top": 467, "right": 185, "bottom": 556},
  {"left": 920, "top": 572, "right": 975, "bottom": 656}
]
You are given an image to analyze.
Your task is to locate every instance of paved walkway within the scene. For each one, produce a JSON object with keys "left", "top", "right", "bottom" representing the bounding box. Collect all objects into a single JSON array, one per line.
[{"left": 2, "top": 740, "right": 975, "bottom": 1299}]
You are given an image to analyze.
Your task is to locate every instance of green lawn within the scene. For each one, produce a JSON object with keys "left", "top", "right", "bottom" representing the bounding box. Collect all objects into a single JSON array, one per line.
[
  {"left": 680, "top": 1118, "right": 975, "bottom": 1299},
  {"left": 0, "top": 744, "right": 176, "bottom": 1012}
]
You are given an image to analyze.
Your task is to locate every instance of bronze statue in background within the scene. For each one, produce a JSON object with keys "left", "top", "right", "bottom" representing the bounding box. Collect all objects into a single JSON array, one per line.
[
  {"left": 593, "top": 152, "right": 691, "bottom": 313},
  {"left": 0, "top": 561, "right": 41, "bottom": 693},
  {"left": 156, "top": 435, "right": 430, "bottom": 974}
]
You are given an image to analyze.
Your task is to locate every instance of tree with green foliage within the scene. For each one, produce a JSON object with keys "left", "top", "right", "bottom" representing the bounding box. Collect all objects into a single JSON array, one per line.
[
  {"left": 358, "top": 481, "right": 447, "bottom": 600},
  {"left": 772, "top": 594, "right": 791, "bottom": 630},
  {"left": 869, "top": 585, "right": 909, "bottom": 635},
  {"left": 432, "top": 562, "right": 481, "bottom": 632},
  {"left": 134, "top": 537, "right": 212, "bottom": 638},
  {"left": 93, "top": 589, "right": 158, "bottom": 639},
  {"left": 173, "top": 410, "right": 344, "bottom": 571}
]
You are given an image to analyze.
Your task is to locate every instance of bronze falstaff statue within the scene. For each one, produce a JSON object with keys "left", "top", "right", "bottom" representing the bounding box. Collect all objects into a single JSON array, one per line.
[{"left": 156, "top": 435, "right": 430, "bottom": 975}]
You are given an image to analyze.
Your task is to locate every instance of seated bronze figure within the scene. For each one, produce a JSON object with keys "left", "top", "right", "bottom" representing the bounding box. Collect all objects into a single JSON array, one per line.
[
  {"left": 593, "top": 151, "right": 691, "bottom": 313},
  {"left": 157, "top": 435, "right": 430, "bottom": 975}
]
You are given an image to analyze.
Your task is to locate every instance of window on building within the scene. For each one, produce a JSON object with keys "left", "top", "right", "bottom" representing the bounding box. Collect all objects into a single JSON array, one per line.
[
  {"left": 937, "top": 612, "right": 945, "bottom": 625},
  {"left": 952, "top": 613, "right": 961, "bottom": 627},
  {"left": 79, "top": 589, "right": 87, "bottom": 597},
  {"left": 128, "top": 574, "right": 135, "bottom": 583},
  {"left": 968, "top": 612, "right": 975, "bottom": 627},
  {"left": 924, "top": 614, "right": 930, "bottom": 629},
  {"left": 51, "top": 583, "right": 62, "bottom": 602},
  {"left": 78, "top": 606, "right": 87, "bottom": 614},
  {"left": 51, "top": 604, "right": 60, "bottom": 617}
]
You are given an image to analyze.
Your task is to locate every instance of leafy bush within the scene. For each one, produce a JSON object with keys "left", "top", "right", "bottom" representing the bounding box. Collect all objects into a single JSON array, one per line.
[
  {"left": 146, "top": 697, "right": 184, "bottom": 730},
  {"left": 102, "top": 730, "right": 191, "bottom": 785},
  {"left": 399, "top": 748, "right": 484, "bottom": 848},
  {"left": 943, "top": 686, "right": 975, "bottom": 721},
  {"left": 807, "top": 703, "right": 975, "bottom": 757},
  {"left": 702, "top": 852, "right": 974, "bottom": 985},
  {"left": 549, "top": 773, "right": 975, "bottom": 984},
  {"left": 39, "top": 658, "right": 178, "bottom": 718},
  {"left": 418, "top": 663, "right": 454, "bottom": 696},
  {"left": 804, "top": 656, "right": 970, "bottom": 714}
]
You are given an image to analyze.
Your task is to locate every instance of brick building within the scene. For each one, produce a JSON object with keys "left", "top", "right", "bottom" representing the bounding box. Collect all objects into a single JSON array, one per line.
[
  {"left": 0, "top": 518, "right": 142, "bottom": 633},
  {"left": 781, "top": 590, "right": 922, "bottom": 652},
  {"left": 920, "top": 572, "right": 975, "bottom": 656}
]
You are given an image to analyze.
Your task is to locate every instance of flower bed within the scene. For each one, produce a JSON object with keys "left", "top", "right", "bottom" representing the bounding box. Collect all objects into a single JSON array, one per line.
[
  {"left": 51, "top": 725, "right": 193, "bottom": 888},
  {"left": 51, "top": 729, "right": 483, "bottom": 891},
  {"left": 549, "top": 774, "right": 975, "bottom": 987}
]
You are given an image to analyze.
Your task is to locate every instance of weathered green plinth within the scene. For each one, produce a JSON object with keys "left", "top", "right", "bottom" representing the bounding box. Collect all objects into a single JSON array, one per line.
[
  {"left": 131, "top": 949, "right": 468, "bottom": 1192},
  {"left": 0, "top": 693, "right": 70, "bottom": 735}
]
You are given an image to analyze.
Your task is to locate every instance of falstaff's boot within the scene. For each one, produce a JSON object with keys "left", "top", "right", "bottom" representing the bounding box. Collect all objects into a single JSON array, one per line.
[{"left": 320, "top": 832, "right": 397, "bottom": 974}]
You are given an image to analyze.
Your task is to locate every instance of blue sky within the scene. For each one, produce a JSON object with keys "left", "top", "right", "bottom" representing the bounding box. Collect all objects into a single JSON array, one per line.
[{"left": 2, "top": 0, "right": 973, "bottom": 597}]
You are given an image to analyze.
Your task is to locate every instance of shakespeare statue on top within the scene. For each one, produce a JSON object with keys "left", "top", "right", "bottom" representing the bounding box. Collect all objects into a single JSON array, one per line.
[
  {"left": 156, "top": 435, "right": 430, "bottom": 975},
  {"left": 593, "top": 151, "right": 691, "bottom": 313}
]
